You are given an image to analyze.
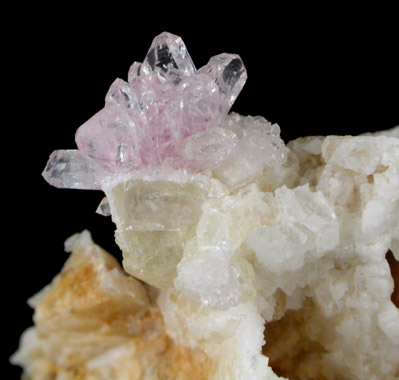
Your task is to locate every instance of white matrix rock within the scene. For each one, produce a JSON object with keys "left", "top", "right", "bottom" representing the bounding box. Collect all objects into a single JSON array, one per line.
[{"left": 13, "top": 116, "right": 399, "bottom": 380}]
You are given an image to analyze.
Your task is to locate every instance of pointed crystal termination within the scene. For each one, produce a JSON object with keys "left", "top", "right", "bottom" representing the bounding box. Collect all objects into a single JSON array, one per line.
[
  {"left": 75, "top": 105, "right": 143, "bottom": 172},
  {"left": 105, "top": 78, "right": 142, "bottom": 114},
  {"left": 45, "top": 32, "right": 248, "bottom": 188},
  {"left": 141, "top": 32, "right": 196, "bottom": 84},
  {"left": 96, "top": 197, "right": 111, "bottom": 216},
  {"left": 199, "top": 53, "right": 247, "bottom": 109},
  {"left": 42, "top": 150, "right": 101, "bottom": 190},
  {"left": 127, "top": 62, "right": 143, "bottom": 84}
]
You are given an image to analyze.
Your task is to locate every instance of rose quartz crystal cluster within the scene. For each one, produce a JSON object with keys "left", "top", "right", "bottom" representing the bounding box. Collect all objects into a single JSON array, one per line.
[{"left": 42, "top": 32, "right": 247, "bottom": 189}]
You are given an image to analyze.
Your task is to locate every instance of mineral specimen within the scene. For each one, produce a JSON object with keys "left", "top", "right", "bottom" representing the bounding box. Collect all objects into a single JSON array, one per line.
[
  {"left": 12, "top": 231, "right": 213, "bottom": 380},
  {"left": 14, "top": 32, "right": 399, "bottom": 380},
  {"left": 42, "top": 31, "right": 247, "bottom": 187}
]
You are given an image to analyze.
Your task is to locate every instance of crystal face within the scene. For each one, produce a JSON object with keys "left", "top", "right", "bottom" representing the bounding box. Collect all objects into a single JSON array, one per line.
[
  {"left": 14, "top": 30, "right": 399, "bottom": 380},
  {"left": 43, "top": 31, "right": 247, "bottom": 190},
  {"left": 42, "top": 150, "right": 101, "bottom": 190},
  {"left": 140, "top": 32, "right": 196, "bottom": 83}
]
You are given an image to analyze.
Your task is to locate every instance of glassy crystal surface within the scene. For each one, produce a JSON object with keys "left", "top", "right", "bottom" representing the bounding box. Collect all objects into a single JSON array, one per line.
[
  {"left": 127, "top": 61, "right": 143, "bottom": 84},
  {"left": 105, "top": 78, "right": 142, "bottom": 114},
  {"left": 110, "top": 179, "right": 208, "bottom": 231},
  {"left": 42, "top": 150, "right": 101, "bottom": 190},
  {"left": 75, "top": 105, "right": 142, "bottom": 172},
  {"left": 43, "top": 31, "right": 247, "bottom": 189},
  {"left": 96, "top": 197, "right": 111, "bottom": 216},
  {"left": 174, "top": 127, "right": 239, "bottom": 170},
  {"left": 199, "top": 53, "right": 247, "bottom": 110},
  {"left": 141, "top": 31, "right": 196, "bottom": 84}
]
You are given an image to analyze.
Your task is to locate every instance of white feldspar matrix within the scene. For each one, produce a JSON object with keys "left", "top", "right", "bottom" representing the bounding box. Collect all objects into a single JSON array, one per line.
[{"left": 14, "top": 32, "right": 399, "bottom": 380}]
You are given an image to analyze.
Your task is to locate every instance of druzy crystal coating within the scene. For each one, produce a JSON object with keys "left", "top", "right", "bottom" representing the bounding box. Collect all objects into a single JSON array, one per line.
[{"left": 42, "top": 32, "right": 247, "bottom": 189}]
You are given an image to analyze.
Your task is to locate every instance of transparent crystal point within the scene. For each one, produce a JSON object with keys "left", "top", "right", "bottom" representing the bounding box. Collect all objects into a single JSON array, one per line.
[
  {"left": 141, "top": 32, "right": 196, "bottom": 84},
  {"left": 45, "top": 32, "right": 249, "bottom": 178},
  {"left": 127, "top": 62, "right": 143, "bottom": 84},
  {"left": 96, "top": 197, "right": 111, "bottom": 216},
  {"left": 105, "top": 78, "right": 142, "bottom": 113},
  {"left": 42, "top": 150, "right": 101, "bottom": 190},
  {"left": 199, "top": 53, "right": 247, "bottom": 109}
]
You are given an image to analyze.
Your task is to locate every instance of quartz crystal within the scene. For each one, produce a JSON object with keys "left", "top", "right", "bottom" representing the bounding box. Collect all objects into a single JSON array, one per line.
[
  {"left": 42, "top": 150, "right": 101, "bottom": 190},
  {"left": 14, "top": 32, "right": 399, "bottom": 380},
  {"left": 44, "top": 31, "right": 246, "bottom": 187}
]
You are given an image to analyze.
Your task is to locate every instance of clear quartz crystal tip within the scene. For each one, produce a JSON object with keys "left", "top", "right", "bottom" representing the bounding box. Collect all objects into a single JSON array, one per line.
[
  {"left": 42, "top": 150, "right": 101, "bottom": 190},
  {"left": 44, "top": 31, "right": 248, "bottom": 190}
]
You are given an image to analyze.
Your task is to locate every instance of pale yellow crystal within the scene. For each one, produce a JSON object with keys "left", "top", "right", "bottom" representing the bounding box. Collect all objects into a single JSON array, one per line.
[{"left": 105, "top": 174, "right": 228, "bottom": 288}]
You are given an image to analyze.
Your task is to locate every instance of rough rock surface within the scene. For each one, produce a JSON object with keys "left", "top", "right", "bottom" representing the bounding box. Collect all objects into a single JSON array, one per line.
[
  {"left": 12, "top": 231, "right": 213, "bottom": 380},
  {"left": 15, "top": 32, "right": 399, "bottom": 379},
  {"left": 14, "top": 124, "right": 399, "bottom": 379}
]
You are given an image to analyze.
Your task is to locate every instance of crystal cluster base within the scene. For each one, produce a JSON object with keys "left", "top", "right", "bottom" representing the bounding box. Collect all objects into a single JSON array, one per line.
[
  {"left": 14, "top": 124, "right": 399, "bottom": 380},
  {"left": 14, "top": 32, "right": 399, "bottom": 380}
]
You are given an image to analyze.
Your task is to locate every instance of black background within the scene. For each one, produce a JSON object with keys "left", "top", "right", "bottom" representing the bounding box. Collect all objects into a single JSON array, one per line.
[{"left": 6, "top": 10, "right": 398, "bottom": 378}]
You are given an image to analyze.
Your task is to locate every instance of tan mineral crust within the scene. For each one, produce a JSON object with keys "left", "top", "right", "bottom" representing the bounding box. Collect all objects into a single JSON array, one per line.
[{"left": 12, "top": 118, "right": 399, "bottom": 380}]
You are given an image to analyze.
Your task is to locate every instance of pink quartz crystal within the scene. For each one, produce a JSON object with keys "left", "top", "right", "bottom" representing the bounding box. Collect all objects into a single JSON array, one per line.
[{"left": 43, "top": 32, "right": 247, "bottom": 189}]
